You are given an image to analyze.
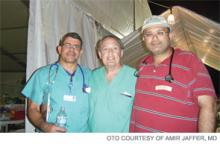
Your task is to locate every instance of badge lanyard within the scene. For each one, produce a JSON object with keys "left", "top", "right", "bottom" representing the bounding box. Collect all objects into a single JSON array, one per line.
[
  {"left": 44, "top": 63, "right": 90, "bottom": 121},
  {"left": 65, "top": 70, "right": 76, "bottom": 95}
]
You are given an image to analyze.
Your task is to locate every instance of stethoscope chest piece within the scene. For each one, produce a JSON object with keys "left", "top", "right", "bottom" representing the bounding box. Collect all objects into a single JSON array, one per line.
[
  {"left": 83, "top": 84, "right": 91, "bottom": 94},
  {"left": 165, "top": 74, "right": 174, "bottom": 83}
]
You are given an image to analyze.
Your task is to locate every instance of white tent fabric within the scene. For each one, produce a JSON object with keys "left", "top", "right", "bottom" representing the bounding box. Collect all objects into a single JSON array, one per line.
[
  {"left": 122, "top": 6, "right": 220, "bottom": 71},
  {"left": 73, "top": 0, "right": 151, "bottom": 38},
  {"left": 122, "top": 27, "right": 147, "bottom": 68},
  {"left": 27, "top": 0, "right": 99, "bottom": 78}
]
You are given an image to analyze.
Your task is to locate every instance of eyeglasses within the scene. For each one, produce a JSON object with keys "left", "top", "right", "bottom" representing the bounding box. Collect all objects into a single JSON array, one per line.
[
  {"left": 143, "top": 30, "right": 168, "bottom": 39},
  {"left": 100, "top": 47, "right": 121, "bottom": 54},
  {"left": 62, "top": 43, "right": 81, "bottom": 49}
]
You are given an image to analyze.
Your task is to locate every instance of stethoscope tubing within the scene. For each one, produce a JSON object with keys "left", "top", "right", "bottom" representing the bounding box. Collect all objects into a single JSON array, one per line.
[
  {"left": 48, "top": 62, "right": 86, "bottom": 87},
  {"left": 135, "top": 48, "right": 174, "bottom": 83},
  {"left": 45, "top": 62, "right": 87, "bottom": 122}
]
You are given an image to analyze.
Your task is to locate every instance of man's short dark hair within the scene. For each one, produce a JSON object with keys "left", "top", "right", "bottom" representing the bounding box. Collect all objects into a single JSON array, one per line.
[{"left": 59, "top": 32, "right": 83, "bottom": 47}]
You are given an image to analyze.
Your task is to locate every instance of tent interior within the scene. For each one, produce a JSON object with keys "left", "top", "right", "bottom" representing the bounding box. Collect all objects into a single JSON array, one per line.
[
  {"left": 122, "top": 6, "right": 220, "bottom": 96},
  {"left": 0, "top": 0, "right": 219, "bottom": 132}
]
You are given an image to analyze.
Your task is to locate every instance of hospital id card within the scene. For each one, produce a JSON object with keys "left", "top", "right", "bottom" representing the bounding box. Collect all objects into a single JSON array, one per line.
[{"left": 63, "top": 95, "right": 76, "bottom": 102}]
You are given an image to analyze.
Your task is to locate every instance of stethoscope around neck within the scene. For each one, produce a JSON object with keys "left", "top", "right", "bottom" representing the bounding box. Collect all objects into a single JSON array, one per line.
[
  {"left": 135, "top": 48, "right": 175, "bottom": 83},
  {"left": 40, "top": 62, "right": 90, "bottom": 125},
  {"left": 48, "top": 62, "right": 90, "bottom": 93}
]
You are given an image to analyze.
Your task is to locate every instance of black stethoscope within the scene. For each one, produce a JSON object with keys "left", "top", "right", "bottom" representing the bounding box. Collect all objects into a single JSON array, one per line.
[
  {"left": 135, "top": 48, "right": 174, "bottom": 83},
  {"left": 48, "top": 62, "right": 90, "bottom": 93}
]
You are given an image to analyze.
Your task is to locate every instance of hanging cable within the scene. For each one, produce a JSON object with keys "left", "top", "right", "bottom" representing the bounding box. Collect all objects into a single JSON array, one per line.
[
  {"left": 148, "top": 0, "right": 175, "bottom": 25},
  {"left": 148, "top": 0, "right": 169, "bottom": 9},
  {"left": 133, "top": 0, "right": 136, "bottom": 31}
]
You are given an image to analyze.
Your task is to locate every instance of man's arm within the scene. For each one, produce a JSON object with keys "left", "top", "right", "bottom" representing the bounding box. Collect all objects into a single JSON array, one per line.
[
  {"left": 198, "top": 95, "right": 217, "bottom": 132},
  {"left": 27, "top": 99, "right": 66, "bottom": 132}
]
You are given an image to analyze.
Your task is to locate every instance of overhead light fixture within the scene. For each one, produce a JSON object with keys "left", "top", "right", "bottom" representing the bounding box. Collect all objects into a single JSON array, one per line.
[
  {"left": 148, "top": 0, "right": 175, "bottom": 25},
  {"left": 167, "top": 7, "right": 175, "bottom": 25}
]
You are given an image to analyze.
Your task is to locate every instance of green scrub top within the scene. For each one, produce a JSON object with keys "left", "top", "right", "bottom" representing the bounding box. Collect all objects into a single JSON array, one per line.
[
  {"left": 89, "top": 65, "right": 137, "bottom": 132},
  {"left": 22, "top": 62, "right": 91, "bottom": 132}
]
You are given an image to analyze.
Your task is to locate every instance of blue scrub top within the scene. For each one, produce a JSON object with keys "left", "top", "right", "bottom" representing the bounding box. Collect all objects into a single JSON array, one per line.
[{"left": 22, "top": 63, "right": 91, "bottom": 132}]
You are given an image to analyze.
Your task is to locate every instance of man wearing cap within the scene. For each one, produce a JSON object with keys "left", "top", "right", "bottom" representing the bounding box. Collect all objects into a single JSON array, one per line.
[{"left": 130, "top": 15, "right": 216, "bottom": 132}]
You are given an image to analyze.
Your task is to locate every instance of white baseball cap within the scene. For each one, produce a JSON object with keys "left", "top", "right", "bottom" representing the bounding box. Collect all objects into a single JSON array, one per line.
[{"left": 142, "top": 15, "right": 171, "bottom": 32}]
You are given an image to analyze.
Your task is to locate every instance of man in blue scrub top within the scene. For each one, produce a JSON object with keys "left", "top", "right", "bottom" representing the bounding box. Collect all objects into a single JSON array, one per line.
[
  {"left": 22, "top": 32, "right": 91, "bottom": 132},
  {"left": 89, "top": 35, "right": 137, "bottom": 132}
]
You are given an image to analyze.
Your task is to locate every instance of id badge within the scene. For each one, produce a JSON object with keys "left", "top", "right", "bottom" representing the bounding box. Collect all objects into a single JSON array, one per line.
[{"left": 63, "top": 95, "right": 76, "bottom": 102}]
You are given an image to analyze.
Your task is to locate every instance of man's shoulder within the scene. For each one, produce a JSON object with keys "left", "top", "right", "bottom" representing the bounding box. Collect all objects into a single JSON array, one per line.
[
  {"left": 123, "top": 65, "right": 136, "bottom": 72},
  {"left": 92, "top": 66, "right": 103, "bottom": 74},
  {"left": 78, "top": 65, "right": 92, "bottom": 77},
  {"left": 79, "top": 65, "right": 91, "bottom": 72},
  {"left": 175, "top": 48, "right": 197, "bottom": 58},
  {"left": 30, "top": 64, "right": 51, "bottom": 76},
  {"left": 174, "top": 48, "right": 203, "bottom": 68}
]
